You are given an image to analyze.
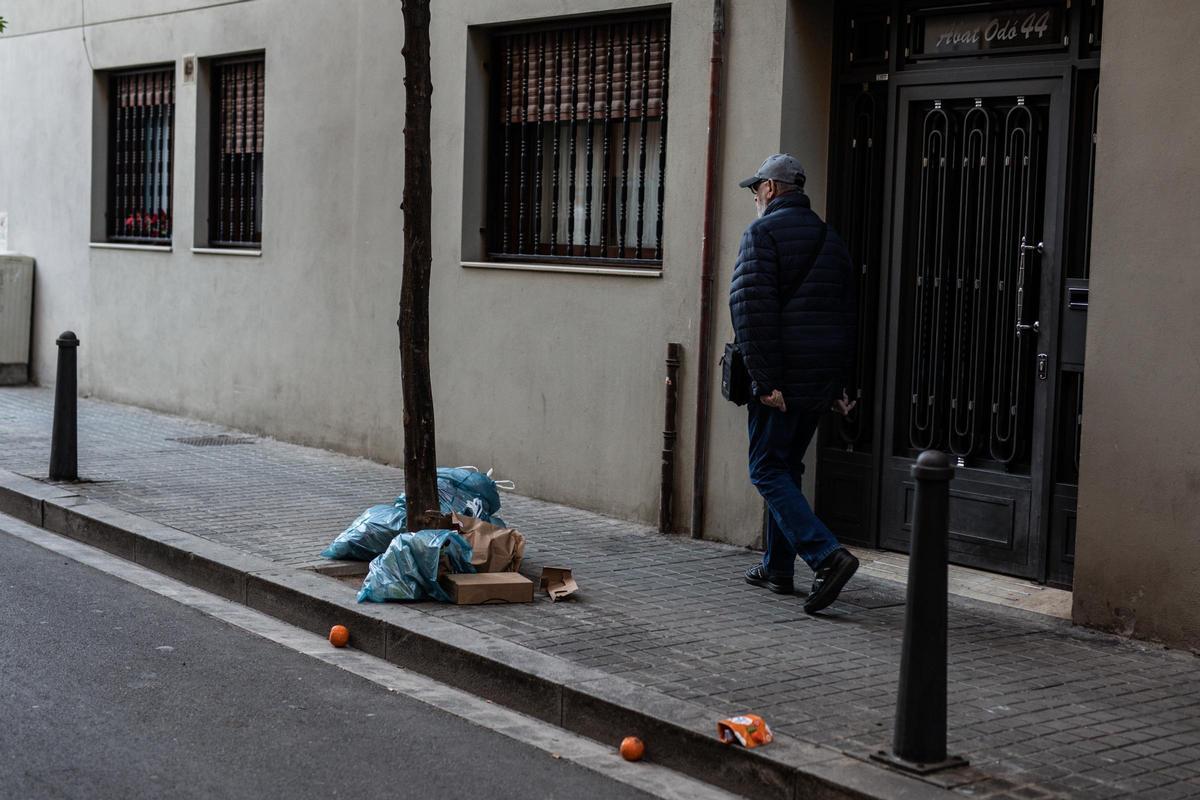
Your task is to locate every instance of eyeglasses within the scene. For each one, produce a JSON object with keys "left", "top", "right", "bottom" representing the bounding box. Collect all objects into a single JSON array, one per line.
[{"left": 747, "top": 180, "right": 765, "bottom": 195}]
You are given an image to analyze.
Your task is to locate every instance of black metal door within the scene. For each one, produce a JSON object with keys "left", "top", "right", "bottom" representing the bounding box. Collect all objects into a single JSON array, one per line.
[
  {"left": 815, "top": 81, "right": 888, "bottom": 548},
  {"left": 879, "top": 81, "right": 1064, "bottom": 579}
]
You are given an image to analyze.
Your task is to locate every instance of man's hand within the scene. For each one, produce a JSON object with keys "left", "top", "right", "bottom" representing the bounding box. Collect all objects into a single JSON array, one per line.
[
  {"left": 831, "top": 390, "right": 857, "bottom": 416},
  {"left": 760, "top": 389, "right": 787, "bottom": 412}
]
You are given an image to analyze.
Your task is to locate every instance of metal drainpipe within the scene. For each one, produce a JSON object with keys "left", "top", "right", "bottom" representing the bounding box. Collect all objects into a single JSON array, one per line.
[{"left": 690, "top": 0, "right": 726, "bottom": 539}]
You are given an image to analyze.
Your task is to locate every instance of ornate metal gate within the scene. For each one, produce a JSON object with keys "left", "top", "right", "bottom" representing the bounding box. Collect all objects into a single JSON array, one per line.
[
  {"left": 878, "top": 88, "right": 1055, "bottom": 577},
  {"left": 902, "top": 95, "right": 1047, "bottom": 471},
  {"left": 816, "top": 2, "right": 1102, "bottom": 585}
]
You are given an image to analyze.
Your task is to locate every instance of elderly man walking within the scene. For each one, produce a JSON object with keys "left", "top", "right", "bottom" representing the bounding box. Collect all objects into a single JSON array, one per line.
[{"left": 730, "top": 153, "right": 860, "bottom": 614}]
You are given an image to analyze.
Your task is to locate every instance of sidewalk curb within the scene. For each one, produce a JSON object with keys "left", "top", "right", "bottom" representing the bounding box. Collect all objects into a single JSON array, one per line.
[{"left": 0, "top": 468, "right": 952, "bottom": 800}]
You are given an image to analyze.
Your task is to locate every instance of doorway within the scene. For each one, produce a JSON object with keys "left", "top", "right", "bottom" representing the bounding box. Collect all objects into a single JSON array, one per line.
[
  {"left": 815, "top": 2, "right": 1102, "bottom": 587},
  {"left": 880, "top": 84, "right": 1059, "bottom": 579}
]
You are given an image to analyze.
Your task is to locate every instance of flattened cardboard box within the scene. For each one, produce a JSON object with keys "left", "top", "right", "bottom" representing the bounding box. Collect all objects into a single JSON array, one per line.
[
  {"left": 443, "top": 572, "right": 534, "bottom": 605},
  {"left": 539, "top": 566, "right": 578, "bottom": 601}
]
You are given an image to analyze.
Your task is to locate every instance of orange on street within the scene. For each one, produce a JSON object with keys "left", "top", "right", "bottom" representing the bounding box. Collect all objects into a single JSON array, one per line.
[
  {"left": 329, "top": 624, "right": 350, "bottom": 647},
  {"left": 619, "top": 736, "right": 645, "bottom": 762}
]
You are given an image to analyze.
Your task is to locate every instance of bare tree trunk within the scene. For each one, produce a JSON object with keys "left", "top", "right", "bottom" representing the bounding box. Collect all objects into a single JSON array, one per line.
[{"left": 399, "top": 0, "right": 441, "bottom": 531}]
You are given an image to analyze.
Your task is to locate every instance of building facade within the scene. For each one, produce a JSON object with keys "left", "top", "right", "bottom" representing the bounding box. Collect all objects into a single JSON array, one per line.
[{"left": 1, "top": 0, "right": 1197, "bottom": 649}]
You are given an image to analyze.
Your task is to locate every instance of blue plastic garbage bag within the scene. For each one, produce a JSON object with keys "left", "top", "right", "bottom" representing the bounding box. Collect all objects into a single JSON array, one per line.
[
  {"left": 324, "top": 467, "right": 510, "bottom": 562},
  {"left": 436, "top": 467, "right": 504, "bottom": 520},
  {"left": 357, "top": 529, "right": 475, "bottom": 603},
  {"left": 388, "top": 467, "right": 508, "bottom": 526},
  {"left": 321, "top": 500, "right": 409, "bottom": 561}
]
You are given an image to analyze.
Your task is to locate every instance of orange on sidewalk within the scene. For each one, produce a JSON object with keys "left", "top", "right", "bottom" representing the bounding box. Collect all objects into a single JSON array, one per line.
[
  {"left": 619, "top": 736, "right": 645, "bottom": 761},
  {"left": 328, "top": 624, "right": 350, "bottom": 647}
]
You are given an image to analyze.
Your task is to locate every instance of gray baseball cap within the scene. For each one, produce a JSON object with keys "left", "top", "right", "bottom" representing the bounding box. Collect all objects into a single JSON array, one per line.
[{"left": 738, "top": 153, "right": 807, "bottom": 189}]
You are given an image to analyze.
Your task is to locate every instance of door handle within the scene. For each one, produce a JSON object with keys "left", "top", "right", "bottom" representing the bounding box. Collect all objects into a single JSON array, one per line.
[
  {"left": 1015, "top": 236, "right": 1042, "bottom": 338},
  {"left": 1019, "top": 236, "right": 1044, "bottom": 255}
]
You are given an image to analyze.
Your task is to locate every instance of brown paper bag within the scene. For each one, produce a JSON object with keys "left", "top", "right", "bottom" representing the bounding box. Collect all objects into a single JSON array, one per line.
[{"left": 451, "top": 513, "right": 526, "bottom": 573}]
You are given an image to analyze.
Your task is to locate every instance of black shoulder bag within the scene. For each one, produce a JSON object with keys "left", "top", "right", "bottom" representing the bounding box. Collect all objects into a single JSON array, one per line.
[{"left": 721, "top": 224, "right": 828, "bottom": 406}]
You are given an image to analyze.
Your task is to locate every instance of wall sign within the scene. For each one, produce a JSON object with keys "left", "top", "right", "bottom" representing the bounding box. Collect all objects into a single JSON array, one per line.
[{"left": 916, "top": 6, "right": 1065, "bottom": 57}]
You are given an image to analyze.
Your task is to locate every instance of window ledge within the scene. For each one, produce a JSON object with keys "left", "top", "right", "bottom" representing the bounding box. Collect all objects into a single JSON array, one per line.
[
  {"left": 461, "top": 260, "right": 662, "bottom": 278},
  {"left": 191, "top": 247, "right": 262, "bottom": 257},
  {"left": 90, "top": 242, "right": 172, "bottom": 253}
]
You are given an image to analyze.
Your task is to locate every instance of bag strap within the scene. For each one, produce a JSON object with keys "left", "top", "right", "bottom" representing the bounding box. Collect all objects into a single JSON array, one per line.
[
  {"left": 729, "top": 221, "right": 829, "bottom": 342},
  {"left": 779, "top": 223, "right": 828, "bottom": 307}
]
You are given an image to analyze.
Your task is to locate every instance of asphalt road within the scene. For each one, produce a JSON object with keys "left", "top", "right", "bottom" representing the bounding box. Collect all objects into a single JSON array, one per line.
[{"left": 0, "top": 529, "right": 655, "bottom": 800}]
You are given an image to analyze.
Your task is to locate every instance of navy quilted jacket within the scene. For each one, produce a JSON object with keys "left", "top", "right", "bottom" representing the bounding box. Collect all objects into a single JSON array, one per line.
[{"left": 729, "top": 193, "right": 857, "bottom": 411}]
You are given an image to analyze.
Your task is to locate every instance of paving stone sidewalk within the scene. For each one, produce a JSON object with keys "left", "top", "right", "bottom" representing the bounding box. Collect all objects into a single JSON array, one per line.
[{"left": 2, "top": 386, "right": 1199, "bottom": 799}]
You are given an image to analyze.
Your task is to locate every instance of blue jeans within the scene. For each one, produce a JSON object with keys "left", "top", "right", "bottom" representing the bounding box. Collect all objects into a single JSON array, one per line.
[{"left": 747, "top": 402, "right": 841, "bottom": 576}]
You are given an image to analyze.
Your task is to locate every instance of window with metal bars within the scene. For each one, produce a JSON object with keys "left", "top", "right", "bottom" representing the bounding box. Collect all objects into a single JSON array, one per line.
[
  {"left": 107, "top": 66, "right": 175, "bottom": 242},
  {"left": 209, "top": 56, "right": 265, "bottom": 248},
  {"left": 488, "top": 15, "right": 670, "bottom": 267}
]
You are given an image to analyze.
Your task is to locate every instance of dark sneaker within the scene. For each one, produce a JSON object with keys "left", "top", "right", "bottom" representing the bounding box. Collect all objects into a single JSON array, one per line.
[
  {"left": 803, "top": 548, "right": 860, "bottom": 614},
  {"left": 744, "top": 563, "right": 794, "bottom": 595}
]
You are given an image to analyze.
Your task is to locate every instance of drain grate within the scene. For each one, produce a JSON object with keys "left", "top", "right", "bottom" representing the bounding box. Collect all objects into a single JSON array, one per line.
[{"left": 170, "top": 434, "right": 257, "bottom": 447}]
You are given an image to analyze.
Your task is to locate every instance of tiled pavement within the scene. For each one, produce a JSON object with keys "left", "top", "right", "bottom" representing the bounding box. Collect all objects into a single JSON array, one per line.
[{"left": 2, "top": 386, "right": 1199, "bottom": 799}]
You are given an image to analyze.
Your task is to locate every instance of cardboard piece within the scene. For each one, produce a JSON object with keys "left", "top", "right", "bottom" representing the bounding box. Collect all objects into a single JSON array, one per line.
[
  {"left": 451, "top": 513, "right": 526, "bottom": 573},
  {"left": 442, "top": 572, "right": 534, "bottom": 605},
  {"left": 539, "top": 566, "right": 579, "bottom": 601}
]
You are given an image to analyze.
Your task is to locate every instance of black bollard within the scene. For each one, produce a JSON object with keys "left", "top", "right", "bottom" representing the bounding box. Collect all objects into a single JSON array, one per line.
[
  {"left": 48, "top": 331, "right": 79, "bottom": 481},
  {"left": 872, "top": 449, "right": 967, "bottom": 774}
]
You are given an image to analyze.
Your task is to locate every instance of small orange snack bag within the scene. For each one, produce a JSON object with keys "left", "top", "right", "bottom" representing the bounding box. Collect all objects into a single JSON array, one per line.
[{"left": 717, "top": 714, "right": 774, "bottom": 749}]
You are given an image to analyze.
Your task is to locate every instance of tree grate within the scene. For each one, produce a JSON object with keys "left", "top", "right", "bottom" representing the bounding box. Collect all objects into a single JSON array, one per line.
[{"left": 169, "top": 435, "right": 257, "bottom": 447}]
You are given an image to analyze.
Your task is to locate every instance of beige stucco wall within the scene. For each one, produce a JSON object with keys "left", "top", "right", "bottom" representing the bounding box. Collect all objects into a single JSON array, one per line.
[
  {"left": 0, "top": 0, "right": 831, "bottom": 544},
  {"left": 701, "top": 0, "right": 833, "bottom": 542},
  {"left": 1073, "top": 1, "right": 1200, "bottom": 650},
  {"left": 0, "top": 0, "right": 409, "bottom": 460}
]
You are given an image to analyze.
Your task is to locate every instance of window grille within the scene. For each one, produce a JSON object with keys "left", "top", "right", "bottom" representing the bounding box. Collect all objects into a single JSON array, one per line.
[
  {"left": 210, "top": 57, "right": 265, "bottom": 247},
  {"left": 489, "top": 15, "right": 670, "bottom": 266},
  {"left": 108, "top": 66, "right": 175, "bottom": 242}
]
